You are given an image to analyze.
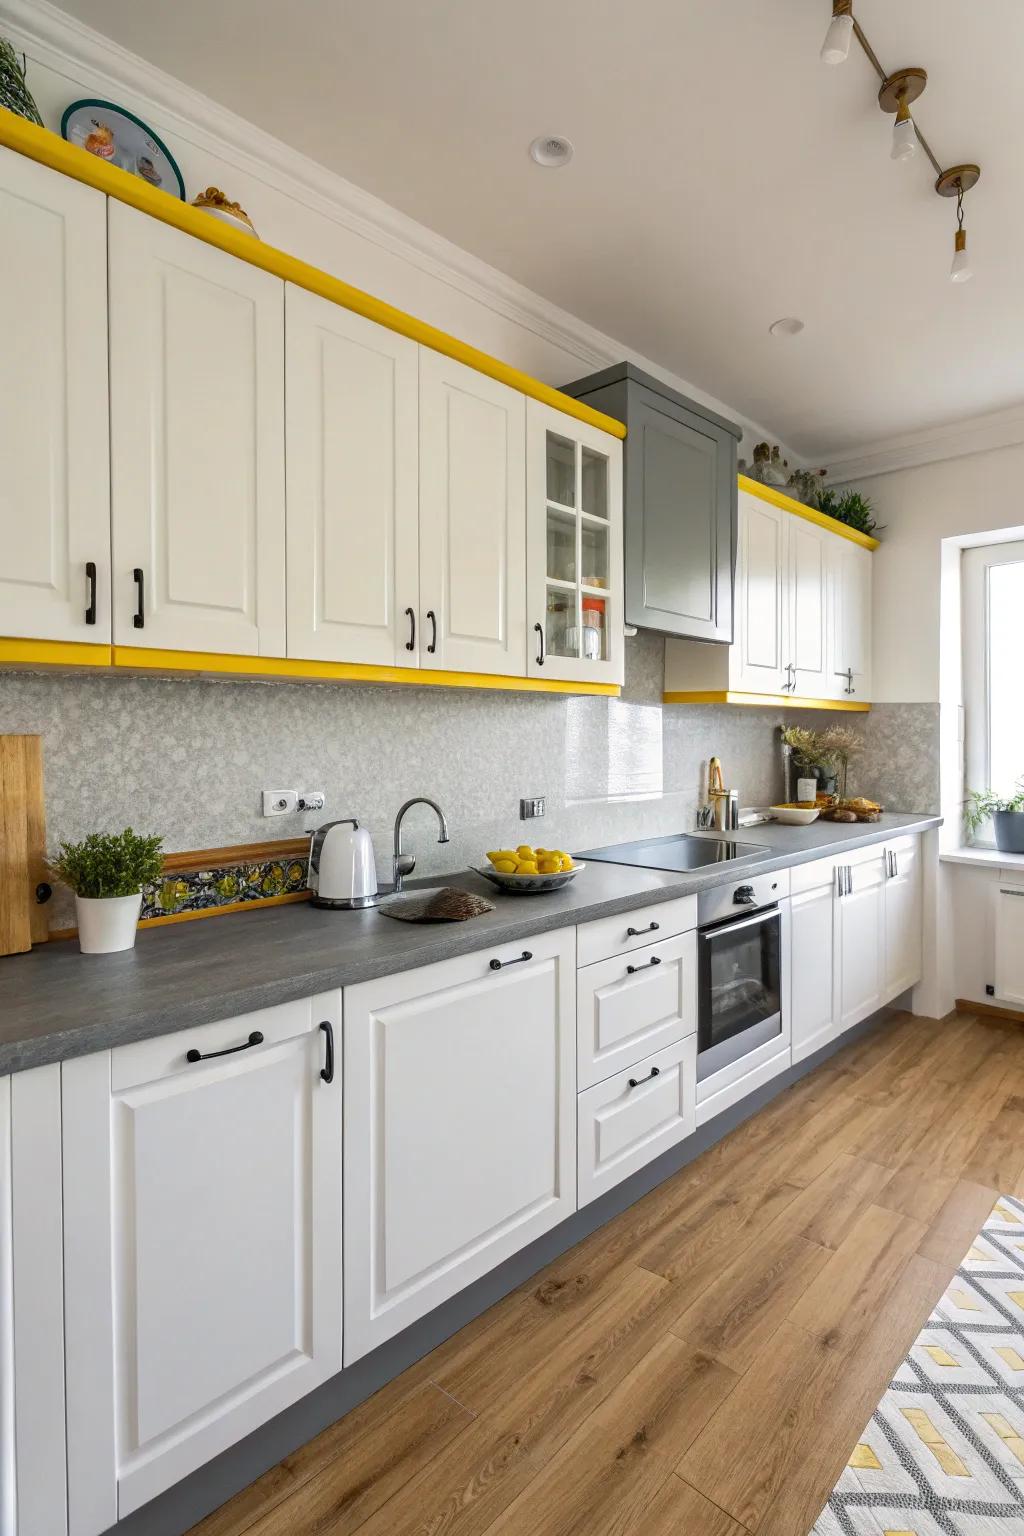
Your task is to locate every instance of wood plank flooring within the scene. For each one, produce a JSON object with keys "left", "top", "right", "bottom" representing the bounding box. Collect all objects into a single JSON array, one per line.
[{"left": 190, "top": 1010, "right": 1024, "bottom": 1536}]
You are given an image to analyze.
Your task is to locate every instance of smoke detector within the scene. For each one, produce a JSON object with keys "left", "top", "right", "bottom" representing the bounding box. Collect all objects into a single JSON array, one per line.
[{"left": 529, "top": 135, "right": 574, "bottom": 168}]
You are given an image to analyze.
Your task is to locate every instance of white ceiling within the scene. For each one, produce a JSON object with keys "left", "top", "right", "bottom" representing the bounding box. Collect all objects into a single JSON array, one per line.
[{"left": 52, "top": 0, "right": 1024, "bottom": 460}]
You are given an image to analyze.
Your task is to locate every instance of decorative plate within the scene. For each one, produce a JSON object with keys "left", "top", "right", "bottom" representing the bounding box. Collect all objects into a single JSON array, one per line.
[
  {"left": 61, "top": 99, "right": 185, "bottom": 200},
  {"left": 473, "top": 863, "right": 584, "bottom": 895}
]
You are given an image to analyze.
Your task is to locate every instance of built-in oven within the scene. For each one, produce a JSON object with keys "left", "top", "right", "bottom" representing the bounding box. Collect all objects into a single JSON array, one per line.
[{"left": 697, "top": 873, "right": 786, "bottom": 1085}]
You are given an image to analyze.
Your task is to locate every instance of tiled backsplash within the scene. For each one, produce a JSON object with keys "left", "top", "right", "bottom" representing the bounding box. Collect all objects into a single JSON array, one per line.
[{"left": 0, "top": 635, "right": 938, "bottom": 930}]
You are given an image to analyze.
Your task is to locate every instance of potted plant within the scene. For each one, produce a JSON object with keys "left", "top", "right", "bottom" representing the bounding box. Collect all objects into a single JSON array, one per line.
[
  {"left": 815, "top": 488, "right": 883, "bottom": 540},
  {"left": 964, "top": 782, "right": 1024, "bottom": 854},
  {"left": 781, "top": 725, "right": 838, "bottom": 797},
  {"left": 50, "top": 828, "right": 164, "bottom": 954}
]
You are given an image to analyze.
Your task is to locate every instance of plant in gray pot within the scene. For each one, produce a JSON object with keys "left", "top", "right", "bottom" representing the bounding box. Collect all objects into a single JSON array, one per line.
[
  {"left": 964, "top": 782, "right": 1024, "bottom": 854},
  {"left": 50, "top": 828, "right": 164, "bottom": 954}
]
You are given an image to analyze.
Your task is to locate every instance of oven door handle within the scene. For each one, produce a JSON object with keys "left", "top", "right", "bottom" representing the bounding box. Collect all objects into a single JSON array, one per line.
[{"left": 700, "top": 908, "right": 777, "bottom": 939}]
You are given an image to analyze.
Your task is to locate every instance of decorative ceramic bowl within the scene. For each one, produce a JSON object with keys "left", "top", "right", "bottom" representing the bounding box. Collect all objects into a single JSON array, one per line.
[
  {"left": 770, "top": 805, "right": 820, "bottom": 826},
  {"left": 473, "top": 863, "right": 584, "bottom": 895}
]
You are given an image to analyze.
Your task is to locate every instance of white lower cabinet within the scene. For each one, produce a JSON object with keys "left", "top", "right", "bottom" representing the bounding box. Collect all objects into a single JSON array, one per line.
[
  {"left": 834, "top": 848, "right": 887, "bottom": 1033},
  {"left": 882, "top": 836, "right": 923, "bottom": 1002},
  {"left": 577, "top": 930, "right": 697, "bottom": 1090},
  {"left": 62, "top": 995, "right": 342, "bottom": 1528},
  {"left": 790, "top": 864, "right": 838, "bottom": 1064},
  {"left": 577, "top": 1035, "right": 697, "bottom": 1207},
  {"left": 343, "top": 928, "right": 576, "bottom": 1364}
]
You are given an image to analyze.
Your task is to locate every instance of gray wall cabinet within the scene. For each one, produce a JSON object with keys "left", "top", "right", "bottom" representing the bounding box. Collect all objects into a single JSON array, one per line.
[{"left": 560, "top": 364, "right": 741, "bottom": 643}]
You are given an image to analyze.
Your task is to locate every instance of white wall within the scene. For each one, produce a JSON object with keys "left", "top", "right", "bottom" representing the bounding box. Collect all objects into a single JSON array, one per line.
[{"left": 0, "top": 0, "right": 790, "bottom": 459}]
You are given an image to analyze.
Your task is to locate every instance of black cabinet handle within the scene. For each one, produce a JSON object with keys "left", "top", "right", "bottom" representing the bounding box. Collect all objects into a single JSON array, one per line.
[
  {"left": 534, "top": 621, "right": 545, "bottom": 667},
  {"left": 133, "top": 567, "right": 145, "bottom": 629},
  {"left": 489, "top": 950, "right": 532, "bottom": 971},
  {"left": 186, "top": 1029, "right": 263, "bottom": 1064},
  {"left": 426, "top": 609, "right": 437, "bottom": 654},
  {"left": 626, "top": 921, "right": 659, "bottom": 937},
  {"left": 626, "top": 956, "right": 662, "bottom": 974},
  {"left": 628, "top": 1066, "right": 661, "bottom": 1088},
  {"left": 319, "top": 1020, "right": 335, "bottom": 1083},
  {"left": 404, "top": 607, "right": 416, "bottom": 652},
  {"left": 85, "top": 561, "right": 97, "bottom": 625}
]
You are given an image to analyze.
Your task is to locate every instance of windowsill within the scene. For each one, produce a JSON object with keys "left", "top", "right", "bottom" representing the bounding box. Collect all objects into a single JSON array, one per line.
[{"left": 940, "top": 846, "right": 1024, "bottom": 870}]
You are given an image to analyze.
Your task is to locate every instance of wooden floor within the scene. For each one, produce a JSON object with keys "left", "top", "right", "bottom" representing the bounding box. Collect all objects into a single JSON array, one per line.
[{"left": 190, "top": 1010, "right": 1024, "bottom": 1536}]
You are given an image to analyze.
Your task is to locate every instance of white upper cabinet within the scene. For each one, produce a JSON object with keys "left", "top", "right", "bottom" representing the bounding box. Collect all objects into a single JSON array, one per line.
[
  {"left": 108, "top": 201, "right": 286, "bottom": 655},
  {"left": 418, "top": 350, "right": 526, "bottom": 676},
  {"left": 830, "top": 539, "right": 873, "bottom": 701},
  {"left": 62, "top": 997, "right": 342, "bottom": 1523},
  {"left": 0, "top": 146, "right": 110, "bottom": 645},
  {"left": 285, "top": 286, "right": 419, "bottom": 666},
  {"left": 343, "top": 928, "right": 576, "bottom": 1363},
  {"left": 526, "top": 401, "right": 624, "bottom": 685},
  {"left": 733, "top": 493, "right": 788, "bottom": 694},
  {"left": 788, "top": 517, "right": 830, "bottom": 698}
]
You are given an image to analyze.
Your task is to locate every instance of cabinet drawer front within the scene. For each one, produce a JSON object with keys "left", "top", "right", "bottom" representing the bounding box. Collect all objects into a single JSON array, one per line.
[
  {"left": 789, "top": 855, "right": 839, "bottom": 896},
  {"left": 577, "top": 931, "right": 696, "bottom": 1090},
  {"left": 111, "top": 997, "right": 316, "bottom": 1091},
  {"left": 577, "top": 894, "right": 697, "bottom": 967},
  {"left": 577, "top": 1036, "right": 696, "bottom": 1208}
]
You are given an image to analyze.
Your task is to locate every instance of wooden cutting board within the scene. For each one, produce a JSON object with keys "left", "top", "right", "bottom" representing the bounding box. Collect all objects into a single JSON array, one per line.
[{"left": 0, "top": 735, "right": 48, "bottom": 954}]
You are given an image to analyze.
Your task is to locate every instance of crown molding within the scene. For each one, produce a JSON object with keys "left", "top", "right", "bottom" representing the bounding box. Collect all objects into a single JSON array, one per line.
[
  {"left": 0, "top": 0, "right": 789, "bottom": 449},
  {"left": 826, "top": 402, "right": 1024, "bottom": 485}
]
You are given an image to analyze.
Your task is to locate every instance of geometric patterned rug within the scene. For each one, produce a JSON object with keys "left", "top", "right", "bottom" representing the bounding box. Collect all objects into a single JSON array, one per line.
[{"left": 811, "top": 1197, "right": 1024, "bottom": 1534}]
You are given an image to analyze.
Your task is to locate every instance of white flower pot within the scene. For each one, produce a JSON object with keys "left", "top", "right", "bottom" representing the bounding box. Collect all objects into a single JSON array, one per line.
[{"left": 75, "top": 892, "right": 143, "bottom": 954}]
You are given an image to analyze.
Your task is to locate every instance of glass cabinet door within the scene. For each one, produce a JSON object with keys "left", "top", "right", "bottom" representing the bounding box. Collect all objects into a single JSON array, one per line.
[{"left": 528, "top": 401, "right": 623, "bottom": 684}]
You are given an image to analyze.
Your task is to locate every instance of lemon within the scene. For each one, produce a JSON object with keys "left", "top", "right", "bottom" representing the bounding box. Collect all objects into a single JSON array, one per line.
[
  {"left": 493, "top": 859, "right": 517, "bottom": 873},
  {"left": 515, "top": 859, "right": 539, "bottom": 875},
  {"left": 552, "top": 849, "right": 568, "bottom": 860},
  {"left": 559, "top": 856, "right": 574, "bottom": 872},
  {"left": 489, "top": 849, "right": 517, "bottom": 865},
  {"left": 516, "top": 844, "right": 535, "bottom": 858},
  {"left": 537, "top": 857, "right": 560, "bottom": 874}
]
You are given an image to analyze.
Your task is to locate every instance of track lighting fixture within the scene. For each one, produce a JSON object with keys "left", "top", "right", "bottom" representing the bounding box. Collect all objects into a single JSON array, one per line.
[
  {"left": 879, "top": 70, "right": 926, "bottom": 163},
  {"left": 820, "top": 0, "right": 854, "bottom": 66},
  {"left": 936, "top": 166, "right": 980, "bottom": 284}
]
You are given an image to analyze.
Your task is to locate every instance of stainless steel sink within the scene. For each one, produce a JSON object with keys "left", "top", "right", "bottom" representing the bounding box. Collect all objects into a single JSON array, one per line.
[{"left": 573, "top": 832, "right": 767, "bottom": 874}]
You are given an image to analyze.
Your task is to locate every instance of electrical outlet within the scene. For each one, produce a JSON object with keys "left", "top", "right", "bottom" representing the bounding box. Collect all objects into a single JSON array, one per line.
[
  {"left": 986, "top": 984, "right": 995, "bottom": 996},
  {"left": 262, "top": 789, "right": 298, "bottom": 817},
  {"left": 520, "top": 796, "right": 546, "bottom": 819},
  {"left": 298, "top": 791, "right": 325, "bottom": 812}
]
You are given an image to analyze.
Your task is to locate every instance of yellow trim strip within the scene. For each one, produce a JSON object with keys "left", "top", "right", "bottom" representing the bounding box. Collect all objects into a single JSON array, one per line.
[
  {"left": 0, "top": 637, "right": 112, "bottom": 668},
  {"left": 738, "top": 476, "right": 880, "bottom": 551},
  {"left": 0, "top": 109, "right": 625, "bottom": 442},
  {"left": 662, "top": 689, "right": 871, "bottom": 712},
  {"left": 111, "top": 646, "right": 620, "bottom": 696}
]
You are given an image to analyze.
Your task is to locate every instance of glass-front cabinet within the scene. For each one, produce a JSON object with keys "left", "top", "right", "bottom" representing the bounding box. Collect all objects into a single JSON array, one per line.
[{"left": 526, "top": 400, "right": 624, "bottom": 684}]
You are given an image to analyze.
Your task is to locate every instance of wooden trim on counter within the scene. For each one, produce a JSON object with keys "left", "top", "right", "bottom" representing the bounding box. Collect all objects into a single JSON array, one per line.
[
  {"left": 738, "top": 476, "right": 881, "bottom": 551},
  {"left": 0, "top": 109, "right": 626, "bottom": 442},
  {"left": 160, "top": 839, "right": 309, "bottom": 873},
  {"left": 955, "top": 998, "right": 1024, "bottom": 1027},
  {"left": 111, "top": 646, "right": 621, "bottom": 695},
  {"left": 662, "top": 689, "right": 872, "bottom": 712}
]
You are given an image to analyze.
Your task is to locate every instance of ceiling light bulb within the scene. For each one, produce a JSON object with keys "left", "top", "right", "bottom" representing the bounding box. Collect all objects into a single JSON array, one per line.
[
  {"left": 950, "top": 227, "right": 972, "bottom": 283},
  {"left": 820, "top": 4, "right": 854, "bottom": 65},
  {"left": 890, "top": 102, "right": 917, "bottom": 161}
]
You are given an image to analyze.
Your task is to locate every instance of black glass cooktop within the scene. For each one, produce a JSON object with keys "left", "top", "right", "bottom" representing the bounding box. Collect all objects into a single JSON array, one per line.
[{"left": 575, "top": 833, "right": 767, "bottom": 873}]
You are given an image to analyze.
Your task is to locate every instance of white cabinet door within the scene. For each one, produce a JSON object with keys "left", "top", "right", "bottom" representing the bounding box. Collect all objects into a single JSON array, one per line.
[
  {"left": 834, "top": 852, "right": 886, "bottom": 1032},
  {"left": 577, "top": 1035, "right": 697, "bottom": 1208},
  {"left": 996, "top": 882, "right": 1024, "bottom": 1006},
  {"left": 830, "top": 539, "right": 872, "bottom": 702},
  {"left": 790, "top": 878, "right": 837, "bottom": 1064},
  {"left": 62, "top": 996, "right": 342, "bottom": 1521},
  {"left": 0, "top": 147, "right": 110, "bottom": 645},
  {"left": 883, "top": 837, "right": 923, "bottom": 1002},
  {"left": 418, "top": 350, "right": 526, "bottom": 676},
  {"left": 733, "top": 492, "right": 788, "bottom": 694},
  {"left": 788, "top": 517, "right": 829, "bottom": 698},
  {"left": 577, "top": 930, "right": 696, "bottom": 1090},
  {"left": 344, "top": 928, "right": 575, "bottom": 1363},
  {"left": 285, "top": 286, "right": 419, "bottom": 666},
  {"left": 526, "top": 400, "right": 623, "bottom": 684},
  {"left": 108, "top": 201, "right": 286, "bottom": 656}
]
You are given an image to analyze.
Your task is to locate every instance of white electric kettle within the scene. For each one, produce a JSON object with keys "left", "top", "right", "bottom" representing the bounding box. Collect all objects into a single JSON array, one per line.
[{"left": 308, "top": 819, "right": 379, "bottom": 909}]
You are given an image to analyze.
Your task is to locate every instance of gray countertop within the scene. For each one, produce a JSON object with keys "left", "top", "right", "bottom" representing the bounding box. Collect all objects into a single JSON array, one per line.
[{"left": 0, "top": 812, "right": 940, "bottom": 1074}]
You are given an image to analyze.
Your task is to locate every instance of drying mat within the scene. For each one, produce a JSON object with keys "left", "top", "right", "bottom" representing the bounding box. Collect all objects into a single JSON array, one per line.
[
  {"left": 812, "top": 1196, "right": 1024, "bottom": 1533},
  {"left": 378, "top": 888, "right": 495, "bottom": 923}
]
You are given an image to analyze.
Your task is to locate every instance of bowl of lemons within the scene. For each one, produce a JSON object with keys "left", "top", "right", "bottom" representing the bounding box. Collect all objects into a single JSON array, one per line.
[{"left": 474, "top": 845, "right": 582, "bottom": 894}]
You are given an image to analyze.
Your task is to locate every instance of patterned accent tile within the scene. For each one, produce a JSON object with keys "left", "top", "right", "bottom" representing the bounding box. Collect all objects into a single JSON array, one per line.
[{"left": 140, "top": 858, "right": 308, "bottom": 921}]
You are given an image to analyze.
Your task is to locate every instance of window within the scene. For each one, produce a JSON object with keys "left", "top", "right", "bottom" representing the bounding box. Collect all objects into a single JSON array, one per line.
[{"left": 962, "top": 539, "right": 1024, "bottom": 843}]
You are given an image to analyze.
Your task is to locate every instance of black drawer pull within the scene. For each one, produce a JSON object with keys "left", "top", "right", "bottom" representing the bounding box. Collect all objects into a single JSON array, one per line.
[
  {"left": 489, "top": 950, "right": 532, "bottom": 971},
  {"left": 426, "top": 609, "right": 437, "bottom": 654},
  {"left": 186, "top": 1029, "right": 263, "bottom": 1064},
  {"left": 405, "top": 607, "right": 416, "bottom": 652},
  {"left": 626, "top": 921, "right": 659, "bottom": 937},
  {"left": 133, "top": 566, "right": 145, "bottom": 628},
  {"left": 626, "top": 956, "right": 662, "bottom": 974},
  {"left": 628, "top": 1066, "right": 661, "bottom": 1089},
  {"left": 534, "top": 621, "right": 545, "bottom": 667},
  {"left": 319, "top": 1020, "right": 335, "bottom": 1083},
  {"left": 85, "top": 560, "right": 97, "bottom": 625}
]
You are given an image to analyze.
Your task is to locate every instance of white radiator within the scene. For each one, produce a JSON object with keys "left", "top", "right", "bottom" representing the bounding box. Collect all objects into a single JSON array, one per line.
[{"left": 995, "top": 882, "right": 1024, "bottom": 1005}]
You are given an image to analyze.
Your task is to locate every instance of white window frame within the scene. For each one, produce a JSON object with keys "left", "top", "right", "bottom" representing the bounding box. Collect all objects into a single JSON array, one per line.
[{"left": 962, "top": 538, "right": 1024, "bottom": 846}]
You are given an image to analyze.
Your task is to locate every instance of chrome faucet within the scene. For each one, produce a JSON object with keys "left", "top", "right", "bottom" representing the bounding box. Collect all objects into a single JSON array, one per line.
[{"left": 392, "top": 797, "right": 450, "bottom": 893}]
